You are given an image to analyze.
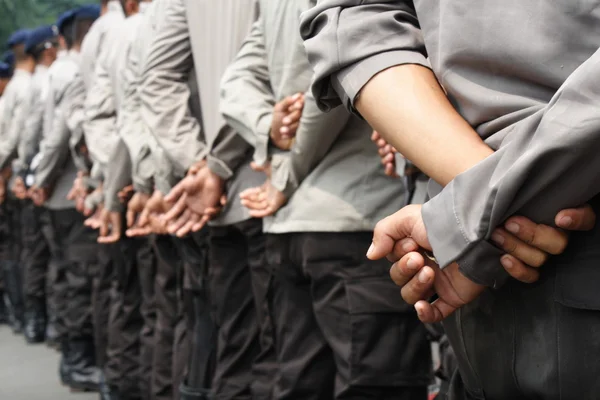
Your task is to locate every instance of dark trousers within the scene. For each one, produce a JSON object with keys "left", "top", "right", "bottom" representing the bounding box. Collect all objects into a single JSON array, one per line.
[
  {"left": 49, "top": 208, "right": 97, "bottom": 341},
  {"left": 208, "top": 219, "right": 275, "bottom": 400},
  {"left": 176, "top": 229, "right": 216, "bottom": 397},
  {"left": 44, "top": 212, "right": 68, "bottom": 341},
  {"left": 138, "top": 237, "right": 158, "bottom": 400},
  {"left": 92, "top": 245, "right": 114, "bottom": 369},
  {"left": 152, "top": 235, "right": 184, "bottom": 400},
  {"left": 0, "top": 197, "right": 24, "bottom": 322},
  {"left": 267, "top": 232, "right": 432, "bottom": 400},
  {"left": 441, "top": 211, "right": 600, "bottom": 400},
  {"left": 21, "top": 201, "right": 51, "bottom": 311},
  {"left": 104, "top": 237, "right": 146, "bottom": 397}
]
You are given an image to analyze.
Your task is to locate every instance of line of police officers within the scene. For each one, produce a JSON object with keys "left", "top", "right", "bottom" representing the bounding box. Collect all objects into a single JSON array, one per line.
[{"left": 0, "top": 1, "right": 435, "bottom": 399}]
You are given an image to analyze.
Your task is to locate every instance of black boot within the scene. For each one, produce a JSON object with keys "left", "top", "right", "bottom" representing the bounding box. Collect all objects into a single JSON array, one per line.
[
  {"left": 0, "top": 291, "right": 7, "bottom": 324},
  {"left": 2, "top": 261, "right": 25, "bottom": 334},
  {"left": 59, "top": 340, "right": 72, "bottom": 386},
  {"left": 180, "top": 382, "right": 212, "bottom": 400},
  {"left": 68, "top": 337, "right": 101, "bottom": 392},
  {"left": 24, "top": 297, "right": 47, "bottom": 343},
  {"left": 99, "top": 373, "right": 120, "bottom": 400}
]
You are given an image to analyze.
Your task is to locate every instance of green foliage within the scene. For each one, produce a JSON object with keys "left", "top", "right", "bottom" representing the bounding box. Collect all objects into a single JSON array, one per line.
[{"left": 0, "top": 0, "right": 94, "bottom": 51}]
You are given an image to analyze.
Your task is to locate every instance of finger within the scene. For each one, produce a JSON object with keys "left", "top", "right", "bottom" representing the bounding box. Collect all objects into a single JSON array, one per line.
[
  {"left": 192, "top": 214, "right": 210, "bottom": 232},
  {"left": 555, "top": 204, "right": 596, "bottom": 232},
  {"left": 240, "top": 187, "right": 264, "bottom": 200},
  {"left": 126, "top": 210, "right": 136, "bottom": 228},
  {"left": 415, "top": 298, "right": 458, "bottom": 324},
  {"left": 389, "top": 252, "right": 426, "bottom": 288},
  {"left": 503, "top": 216, "right": 568, "bottom": 256},
  {"left": 162, "top": 194, "right": 187, "bottom": 223},
  {"left": 248, "top": 207, "right": 277, "bottom": 218},
  {"left": 282, "top": 109, "right": 303, "bottom": 126},
  {"left": 491, "top": 228, "right": 549, "bottom": 267},
  {"left": 280, "top": 122, "right": 299, "bottom": 138},
  {"left": 499, "top": 254, "right": 540, "bottom": 283},
  {"left": 276, "top": 96, "right": 294, "bottom": 112},
  {"left": 164, "top": 181, "right": 186, "bottom": 204},
  {"left": 176, "top": 213, "right": 200, "bottom": 237},
  {"left": 371, "top": 131, "right": 381, "bottom": 142},
  {"left": 126, "top": 225, "right": 152, "bottom": 237},
  {"left": 98, "top": 232, "right": 120, "bottom": 244},
  {"left": 386, "top": 238, "right": 419, "bottom": 263},
  {"left": 376, "top": 138, "right": 387, "bottom": 149},
  {"left": 168, "top": 209, "right": 191, "bottom": 235},
  {"left": 400, "top": 266, "right": 436, "bottom": 305},
  {"left": 249, "top": 162, "right": 267, "bottom": 173},
  {"left": 368, "top": 206, "right": 421, "bottom": 260},
  {"left": 385, "top": 163, "right": 397, "bottom": 178},
  {"left": 99, "top": 219, "right": 109, "bottom": 238},
  {"left": 241, "top": 198, "right": 269, "bottom": 211}
]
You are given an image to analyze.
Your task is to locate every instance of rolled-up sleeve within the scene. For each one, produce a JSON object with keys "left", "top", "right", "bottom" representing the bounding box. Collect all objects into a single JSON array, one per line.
[
  {"left": 299, "top": 0, "right": 428, "bottom": 112},
  {"left": 220, "top": 19, "right": 275, "bottom": 166},
  {"left": 422, "top": 47, "right": 600, "bottom": 286},
  {"left": 139, "top": 0, "right": 207, "bottom": 175}
]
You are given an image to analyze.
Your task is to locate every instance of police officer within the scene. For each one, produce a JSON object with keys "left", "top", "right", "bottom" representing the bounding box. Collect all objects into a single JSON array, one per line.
[
  {"left": 12, "top": 24, "right": 59, "bottom": 344},
  {"left": 0, "top": 28, "right": 34, "bottom": 334},
  {"left": 30, "top": 5, "right": 103, "bottom": 392},
  {"left": 0, "top": 59, "right": 12, "bottom": 325}
]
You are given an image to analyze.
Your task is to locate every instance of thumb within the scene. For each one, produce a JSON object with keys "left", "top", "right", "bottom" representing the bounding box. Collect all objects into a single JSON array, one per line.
[
  {"left": 250, "top": 162, "right": 268, "bottom": 173},
  {"left": 367, "top": 206, "right": 420, "bottom": 260}
]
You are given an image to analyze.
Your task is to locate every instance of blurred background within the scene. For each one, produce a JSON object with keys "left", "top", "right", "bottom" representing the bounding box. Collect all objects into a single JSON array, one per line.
[{"left": 0, "top": 0, "right": 92, "bottom": 47}]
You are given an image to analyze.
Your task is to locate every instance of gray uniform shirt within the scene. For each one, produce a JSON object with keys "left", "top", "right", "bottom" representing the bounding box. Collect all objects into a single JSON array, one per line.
[
  {"left": 0, "top": 69, "right": 33, "bottom": 171},
  {"left": 18, "top": 64, "right": 50, "bottom": 175},
  {"left": 221, "top": 0, "right": 406, "bottom": 233},
  {"left": 301, "top": 0, "right": 600, "bottom": 285},
  {"left": 80, "top": 0, "right": 125, "bottom": 91},
  {"left": 140, "top": 0, "right": 261, "bottom": 226},
  {"left": 35, "top": 51, "right": 81, "bottom": 210}
]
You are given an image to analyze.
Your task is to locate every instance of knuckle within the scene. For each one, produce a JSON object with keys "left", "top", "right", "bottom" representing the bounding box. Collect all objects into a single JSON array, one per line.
[{"left": 529, "top": 252, "right": 548, "bottom": 268}]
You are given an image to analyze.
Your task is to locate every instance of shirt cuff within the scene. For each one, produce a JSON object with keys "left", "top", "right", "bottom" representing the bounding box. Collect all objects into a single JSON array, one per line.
[
  {"left": 422, "top": 185, "right": 507, "bottom": 287},
  {"left": 333, "top": 50, "right": 430, "bottom": 115},
  {"left": 206, "top": 154, "right": 233, "bottom": 181},
  {"left": 253, "top": 114, "right": 273, "bottom": 167},
  {"left": 270, "top": 153, "right": 298, "bottom": 200},
  {"left": 84, "top": 190, "right": 104, "bottom": 211}
]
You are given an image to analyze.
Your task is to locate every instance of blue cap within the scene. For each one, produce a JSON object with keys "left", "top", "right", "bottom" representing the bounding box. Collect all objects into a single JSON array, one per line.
[
  {"left": 7, "top": 29, "right": 30, "bottom": 48},
  {"left": 24, "top": 25, "right": 58, "bottom": 55},
  {"left": 1, "top": 51, "right": 14, "bottom": 70},
  {"left": 0, "top": 62, "right": 11, "bottom": 79},
  {"left": 74, "top": 4, "right": 101, "bottom": 21},
  {"left": 56, "top": 9, "right": 77, "bottom": 36}
]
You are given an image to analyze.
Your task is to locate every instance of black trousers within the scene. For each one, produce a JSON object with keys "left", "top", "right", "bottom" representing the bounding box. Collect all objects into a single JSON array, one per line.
[
  {"left": 20, "top": 201, "right": 51, "bottom": 310},
  {"left": 49, "top": 208, "right": 97, "bottom": 341},
  {"left": 208, "top": 219, "right": 275, "bottom": 400},
  {"left": 152, "top": 235, "right": 184, "bottom": 400},
  {"left": 267, "top": 232, "right": 432, "bottom": 400},
  {"left": 104, "top": 237, "right": 146, "bottom": 397},
  {"left": 92, "top": 244, "right": 114, "bottom": 369},
  {"left": 0, "top": 197, "right": 23, "bottom": 321},
  {"left": 441, "top": 204, "right": 600, "bottom": 400},
  {"left": 176, "top": 229, "right": 216, "bottom": 397},
  {"left": 138, "top": 237, "right": 158, "bottom": 400}
]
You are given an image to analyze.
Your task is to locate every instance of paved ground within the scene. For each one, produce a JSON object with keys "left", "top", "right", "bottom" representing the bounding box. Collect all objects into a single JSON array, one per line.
[{"left": 0, "top": 326, "right": 96, "bottom": 400}]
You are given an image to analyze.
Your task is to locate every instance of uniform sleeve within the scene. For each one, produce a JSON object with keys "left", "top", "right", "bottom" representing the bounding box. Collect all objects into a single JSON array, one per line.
[
  {"left": 119, "top": 35, "right": 155, "bottom": 194},
  {"left": 65, "top": 75, "right": 92, "bottom": 173},
  {"left": 103, "top": 139, "right": 132, "bottom": 212},
  {"left": 83, "top": 40, "right": 120, "bottom": 176},
  {"left": 220, "top": 18, "right": 275, "bottom": 166},
  {"left": 139, "top": 0, "right": 207, "bottom": 176},
  {"left": 270, "top": 91, "right": 351, "bottom": 199},
  {"left": 299, "top": 0, "right": 428, "bottom": 112},
  {"left": 207, "top": 126, "right": 253, "bottom": 180},
  {"left": 35, "top": 81, "right": 72, "bottom": 188},
  {"left": 0, "top": 83, "right": 32, "bottom": 169},
  {"left": 422, "top": 47, "right": 600, "bottom": 286},
  {"left": 18, "top": 82, "right": 44, "bottom": 174}
]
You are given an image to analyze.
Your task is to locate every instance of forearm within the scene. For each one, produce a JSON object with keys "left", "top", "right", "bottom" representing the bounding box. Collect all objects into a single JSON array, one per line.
[{"left": 355, "top": 64, "right": 493, "bottom": 186}]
